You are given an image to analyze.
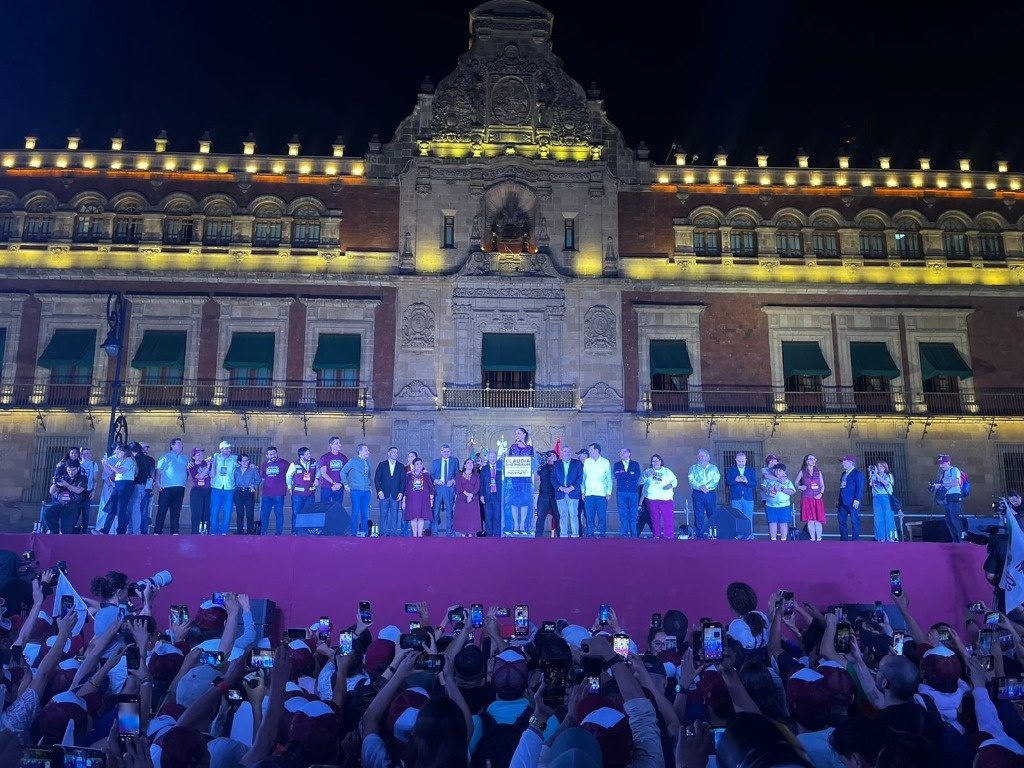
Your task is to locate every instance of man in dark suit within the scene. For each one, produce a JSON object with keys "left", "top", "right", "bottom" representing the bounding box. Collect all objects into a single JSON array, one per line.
[
  {"left": 613, "top": 447, "right": 642, "bottom": 538},
  {"left": 430, "top": 443, "right": 459, "bottom": 536},
  {"left": 836, "top": 454, "right": 865, "bottom": 541},
  {"left": 479, "top": 450, "right": 503, "bottom": 537},
  {"left": 535, "top": 451, "right": 558, "bottom": 538},
  {"left": 551, "top": 445, "right": 584, "bottom": 537},
  {"left": 374, "top": 446, "right": 405, "bottom": 537}
]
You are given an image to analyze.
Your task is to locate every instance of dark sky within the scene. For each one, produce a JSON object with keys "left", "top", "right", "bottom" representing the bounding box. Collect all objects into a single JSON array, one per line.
[{"left": 3, "top": 1, "right": 1022, "bottom": 170}]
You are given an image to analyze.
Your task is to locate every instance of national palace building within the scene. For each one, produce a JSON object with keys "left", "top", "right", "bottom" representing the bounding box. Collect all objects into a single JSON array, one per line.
[{"left": 1, "top": 0, "right": 1023, "bottom": 525}]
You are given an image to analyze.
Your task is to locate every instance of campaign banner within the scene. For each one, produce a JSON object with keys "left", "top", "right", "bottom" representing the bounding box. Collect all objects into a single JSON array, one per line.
[{"left": 504, "top": 455, "right": 533, "bottom": 478}]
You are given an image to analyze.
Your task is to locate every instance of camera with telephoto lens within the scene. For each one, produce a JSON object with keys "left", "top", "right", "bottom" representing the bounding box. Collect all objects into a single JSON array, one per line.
[
  {"left": 993, "top": 498, "right": 1010, "bottom": 515},
  {"left": 126, "top": 570, "right": 173, "bottom": 597}
]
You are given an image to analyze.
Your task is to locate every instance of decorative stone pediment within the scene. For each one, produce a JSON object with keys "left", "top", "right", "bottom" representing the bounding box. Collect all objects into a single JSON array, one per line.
[
  {"left": 459, "top": 248, "right": 560, "bottom": 277},
  {"left": 581, "top": 381, "right": 623, "bottom": 412},
  {"left": 393, "top": 380, "right": 438, "bottom": 409}
]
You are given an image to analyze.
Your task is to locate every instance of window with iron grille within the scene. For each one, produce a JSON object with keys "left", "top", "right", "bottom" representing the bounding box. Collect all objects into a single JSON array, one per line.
[
  {"left": 729, "top": 215, "right": 757, "bottom": 257},
  {"left": 716, "top": 441, "right": 764, "bottom": 480},
  {"left": 894, "top": 218, "right": 922, "bottom": 260},
  {"left": 941, "top": 219, "right": 968, "bottom": 259},
  {"left": 996, "top": 445, "right": 1024, "bottom": 497},
  {"left": 855, "top": 442, "right": 909, "bottom": 503},
  {"left": 292, "top": 206, "right": 321, "bottom": 248},
  {"left": 164, "top": 205, "right": 194, "bottom": 245},
  {"left": 977, "top": 221, "right": 1004, "bottom": 260},
  {"left": 811, "top": 218, "right": 838, "bottom": 258},
  {"left": 859, "top": 218, "right": 887, "bottom": 260}
]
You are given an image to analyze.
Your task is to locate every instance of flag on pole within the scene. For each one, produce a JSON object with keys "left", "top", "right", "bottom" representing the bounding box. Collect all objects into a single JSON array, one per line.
[{"left": 1000, "top": 509, "right": 1024, "bottom": 614}]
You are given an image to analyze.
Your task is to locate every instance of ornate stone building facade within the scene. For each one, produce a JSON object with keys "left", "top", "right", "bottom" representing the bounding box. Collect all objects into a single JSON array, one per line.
[{"left": 1, "top": 0, "right": 1023, "bottom": 527}]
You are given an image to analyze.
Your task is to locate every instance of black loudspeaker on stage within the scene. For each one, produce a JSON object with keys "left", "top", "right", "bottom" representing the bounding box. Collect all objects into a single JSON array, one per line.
[
  {"left": 707, "top": 505, "right": 753, "bottom": 539},
  {"left": 294, "top": 503, "right": 350, "bottom": 536}
]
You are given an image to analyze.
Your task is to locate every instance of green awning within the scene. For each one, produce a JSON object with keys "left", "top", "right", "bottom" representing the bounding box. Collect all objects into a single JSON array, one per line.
[
  {"left": 920, "top": 342, "right": 973, "bottom": 380},
  {"left": 782, "top": 341, "right": 832, "bottom": 378},
  {"left": 650, "top": 340, "right": 693, "bottom": 376},
  {"left": 850, "top": 342, "right": 900, "bottom": 379},
  {"left": 481, "top": 333, "right": 536, "bottom": 372},
  {"left": 312, "top": 333, "right": 360, "bottom": 372},
  {"left": 223, "top": 332, "right": 275, "bottom": 371},
  {"left": 37, "top": 329, "right": 96, "bottom": 368},
  {"left": 131, "top": 330, "right": 186, "bottom": 370}
]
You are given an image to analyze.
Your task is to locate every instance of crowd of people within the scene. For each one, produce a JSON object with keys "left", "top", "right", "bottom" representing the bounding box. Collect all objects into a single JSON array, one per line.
[
  {"left": 0, "top": 551, "right": 1020, "bottom": 767},
  {"left": 41, "top": 433, "right": 975, "bottom": 543}
]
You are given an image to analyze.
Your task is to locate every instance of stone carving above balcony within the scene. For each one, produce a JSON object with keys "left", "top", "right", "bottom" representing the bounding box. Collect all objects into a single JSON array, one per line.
[
  {"left": 393, "top": 379, "right": 438, "bottom": 410},
  {"left": 581, "top": 381, "right": 623, "bottom": 412},
  {"left": 584, "top": 305, "right": 617, "bottom": 351}
]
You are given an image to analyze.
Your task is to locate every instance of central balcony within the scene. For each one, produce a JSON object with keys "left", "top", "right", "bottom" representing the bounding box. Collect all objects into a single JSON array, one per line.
[{"left": 442, "top": 383, "right": 577, "bottom": 409}]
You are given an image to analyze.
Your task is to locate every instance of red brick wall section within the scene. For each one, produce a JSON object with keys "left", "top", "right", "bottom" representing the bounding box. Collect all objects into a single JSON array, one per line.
[
  {"left": 965, "top": 297, "right": 1024, "bottom": 389},
  {"left": 373, "top": 288, "right": 397, "bottom": 409},
  {"left": 617, "top": 191, "right": 676, "bottom": 257},
  {"left": 287, "top": 300, "right": 307, "bottom": 381},
  {"left": 339, "top": 186, "right": 400, "bottom": 252}
]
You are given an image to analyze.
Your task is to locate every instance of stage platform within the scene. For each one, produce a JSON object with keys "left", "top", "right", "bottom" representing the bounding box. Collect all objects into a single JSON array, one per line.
[{"left": 0, "top": 534, "right": 990, "bottom": 637}]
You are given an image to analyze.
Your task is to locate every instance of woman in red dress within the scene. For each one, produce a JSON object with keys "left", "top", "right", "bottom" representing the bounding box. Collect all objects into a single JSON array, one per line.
[
  {"left": 795, "top": 454, "right": 826, "bottom": 541},
  {"left": 453, "top": 458, "right": 481, "bottom": 537},
  {"left": 402, "top": 458, "right": 435, "bottom": 537}
]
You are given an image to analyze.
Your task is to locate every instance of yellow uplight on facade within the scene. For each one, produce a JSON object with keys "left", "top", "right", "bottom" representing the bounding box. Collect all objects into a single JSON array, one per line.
[
  {"left": 886, "top": 176, "right": 898, "bottom": 188},
  {"left": 136, "top": 158, "right": 150, "bottom": 170},
  {"left": 961, "top": 178, "right": 972, "bottom": 189},
  {"left": 683, "top": 173, "right": 695, "bottom": 184},
  {"left": 860, "top": 176, "right": 872, "bottom": 187},
  {"left": 272, "top": 162, "right": 285, "bottom": 174},
  {"left": 299, "top": 163, "right": 312, "bottom": 174},
  {"left": 82, "top": 157, "right": 96, "bottom": 169},
  {"left": 838, "top": 156, "right": 850, "bottom": 169},
  {"left": 809, "top": 174, "right": 821, "bottom": 186},
  {"left": 352, "top": 164, "right": 365, "bottom": 176},
  {"left": 657, "top": 174, "right": 669, "bottom": 184},
  {"left": 325, "top": 165, "right": 337, "bottom": 175},
  {"left": 216, "top": 164, "right": 229, "bottom": 173},
  {"left": 2, "top": 156, "right": 14, "bottom": 168},
  {"left": 911, "top": 175, "right": 923, "bottom": 187},
  {"left": 734, "top": 173, "right": 745, "bottom": 185},
  {"left": 986, "top": 180, "right": 997, "bottom": 191},
  {"left": 959, "top": 159, "right": 971, "bottom": 172},
  {"left": 708, "top": 172, "right": 720, "bottom": 185},
  {"left": 936, "top": 177, "right": 948, "bottom": 189},
  {"left": 191, "top": 160, "right": 204, "bottom": 172},
  {"left": 55, "top": 157, "right": 68, "bottom": 169},
  {"left": 245, "top": 163, "right": 258, "bottom": 174},
  {"left": 836, "top": 175, "right": 847, "bottom": 186},
  {"left": 110, "top": 160, "right": 122, "bottom": 170},
  {"left": 784, "top": 174, "right": 796, "bottom": 186},
  {"left": 998, "top": 161, "right": 1009, "bottom": 173},
  {"left": 760, "top": 175, "right": 771, "bottom": 186},
  {"left": 163, "top": 159, "right": 177, "bottom": 171},
  {"left": 29, "top": 156, "right": 41, "bottom": 168},
  {"left": 1011, "top": 179, "right": 1021, "bottom": 191}
]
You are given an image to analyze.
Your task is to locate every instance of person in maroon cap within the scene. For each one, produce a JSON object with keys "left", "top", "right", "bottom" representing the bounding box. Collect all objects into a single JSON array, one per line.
[{"left": 930, "top": 454, "right": 965, "bottom": 542}]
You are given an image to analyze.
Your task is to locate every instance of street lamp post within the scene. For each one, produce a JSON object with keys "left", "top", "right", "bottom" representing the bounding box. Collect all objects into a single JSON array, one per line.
[{"left": 102, "top": 292, "right": 127, "bottom": 454}]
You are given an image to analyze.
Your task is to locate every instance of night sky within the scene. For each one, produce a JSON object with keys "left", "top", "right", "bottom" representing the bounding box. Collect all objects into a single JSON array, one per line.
[{"left": 3, "top": 1, "right": 1023, "bottom": 170}]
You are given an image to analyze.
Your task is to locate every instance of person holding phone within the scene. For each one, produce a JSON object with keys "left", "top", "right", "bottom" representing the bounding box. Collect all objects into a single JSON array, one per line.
[
  {"left": 869, "top": 461, "right": 897, "bottom": 542},
  {"left": 640, "top": 454, "right": 678, "bottom": 539},
  {"left": 453, "top": 458, "right": 481, "bottom": 537},
  {"left": 795, "top": 454, "right": 826, "bottom": 542}
]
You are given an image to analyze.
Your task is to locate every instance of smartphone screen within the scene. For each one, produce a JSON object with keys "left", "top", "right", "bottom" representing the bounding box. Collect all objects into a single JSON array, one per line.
[
  {"left": 514, "top": 604, "right": 529, "bottom": 637},
  {"left": 938, "top": 628, "right": 952, "bottom": 643},
  {"left": 249, "top": 648, "right": 275, "bottom": 670},
  {"left": 409, "top": 620, "right": 421, "bottom": 631},
  {"left": 986, "top": 611, "right": 1001, "bottom": 626},
  {"left": 212, "top": 592, "right": 227, "bottom": 606},
  {"left": 496, "top": 607, "right": 511, "bottom": 618},
  {"left": 60, "top": 595, "right": 75, "bottom": 619},
  {"left": 665, "top": 635, "right": 677, "bottom": 651},
  {"left": 170, "top": 605, "right": 189, "bottom": 626},
  {"left": 125, "top": 645, "right": 140, "bottom": 671},
  {"left": 783, "top": 591, "right": 795, "bottom": 617},
  {"left": 23, "top": 746, "right": 62, "bottom": 768},
  {"left": 835, "top": 623, "right": 852, "bottom": 654},
  {"left": 832, "top": 606, "right": 845, "bottom": 624},
  {"left": 286, "top": 628, "right": 306, "bottom": 641},
  {"left": 414, "top": 654, "right": 444, "bottom": 671},
  {"left": 359, "top": 601, "right": 373, "bottom": 625},
  {"left": 227, "top": 688, "right": 243, "bottom": 703},
  {"left": 873, "top": 601, "right": 885, "bottom": 623},
  {"left": 339, "top": 631, "right": 354, "bottom": 655},
  {"left": 318, "top": 617, "right": 331, "bottom": 641},
  {"left": 889, "top": 570, "right": 902, "bottom": 597},
  {"left": 448, "top": 607, "right": 465, "bottom": 625},
  {"left": 979, "top": 629, "right": 995, "bottom": 656},
  {"left": 586, "top": 675, "right": 601, "bottom": 693},
  {"left": 702, "top": 623, "right": 724, "bottom": 663},
  {"left": 599, "top": 604, "right": 611, "bottom": 625},
  {"left": 969, "top": 601, "right": 985, "bottom": 614},
  {"left": 471, "top": 604, "right": 484, "bottom": 628},
  {"left": 711, "top": 727, "right": 726, "bottom": 750},
  {"left": 543, "top": 661, "right": 568, "bottom": 705},
  {"left": 691, "top": 630, "right": 703, "bottom": 661},
  {"left": 62, "top": 746, "right": 106, "bottom": 768},
  {"left": 612, "top": 633, "right": 630, "bottom": 658},
  {"left": 117, "top": 695, "right": 141, "bottom": 740},
  {"left": 651, "top": 612, "right": 662, "bottom": 629},
  {"left": 405, "top": 602, "right": 419, "bottom": 614},
  {"left": 996, "top": 677, "right": 1024, "bottom": 701},
  {"left": 199, "top": 651, "right": 224, "bottom": 666}
]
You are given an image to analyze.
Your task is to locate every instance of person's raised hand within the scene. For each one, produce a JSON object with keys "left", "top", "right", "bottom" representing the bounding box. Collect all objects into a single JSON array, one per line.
[
  {"left": 170, "top": 618, "right": 193, "bottom": 645},
  {"left": 237, "top": 593, "right": 251, "bottom": 613},
  {"left": 628, "top": 652, "right": 656, "bottom": 690},
  {"left": 531, "top": 680, "right": 556, "bottom": 719},
  {"left": 224, "top": 592, "right": 240, "bottom": 614},
  {"left": 679, "top": 646, "right": 699, "bottom": 689},
  {"left": 244, "top": 671, "right": 266, "bottom": 704},
  {"left": 56, "top": 609, "right": 77, "bottom": 638},
  {"left": 676, "top": 720, "right": 713, "bottom": 768},
  {"left": 31, "top": 576, "right": 44, "bottom": 606},
  {"left": 129, "top": 617, "right": 149, "bottom": 649},
  {"left": 122, "top": 731, "right": 154, "bottom": 768},
  {"left": 892, "top": 590, "right": 910, "bottom": 613}
]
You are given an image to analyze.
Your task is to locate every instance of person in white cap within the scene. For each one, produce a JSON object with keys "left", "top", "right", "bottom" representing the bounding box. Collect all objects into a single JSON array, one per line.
[{"left": 209, "top": 441, "right": 239, "bottom": 535}]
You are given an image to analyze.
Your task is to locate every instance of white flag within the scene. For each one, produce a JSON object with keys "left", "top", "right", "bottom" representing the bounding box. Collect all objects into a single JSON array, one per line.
[{"left": 1000, "top": 511, "right": 1024, "bottom": 614}]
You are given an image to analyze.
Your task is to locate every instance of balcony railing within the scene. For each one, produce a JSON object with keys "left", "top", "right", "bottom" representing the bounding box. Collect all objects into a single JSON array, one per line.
[
  {"left": 644, "top": 385, "right": 1024, "bottom": 416},
  {"left": 442, "top": 383, "right": 577, "bottom": 409},
  {"left": 0, "top": 378, "right": 367, "bottom": 412}
]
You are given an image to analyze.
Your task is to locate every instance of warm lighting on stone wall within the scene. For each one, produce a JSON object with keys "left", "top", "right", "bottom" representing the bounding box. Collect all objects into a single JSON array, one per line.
[
  {"left": 2, "top": 156, "right": 14, "bottom": 168},
  {"left": 734, "top": 173, "right": 746, "bottom": 185},
  {"left": 163, "top": 158, "right": 176, "bottom": 171},
  {"left": 760, "top": 175, "right": 771, "bottom": 186},
  {"left": 657, "top": 174, "right": 670, "bottom": 184},
  {"left": 55, "top": 157, "right": 68, "bottom": 169},
  {"left": 998, "top": 160, "right": 1009, "bottom": 173},
  {"left": 838, "top": 154, "right": 850, "bottom": 169},
  {"left": 245, "top": 163, "right": 258, "bottom": 174},
  {"left": 918, "top": 157, "right": 930, "bottom": 170},
  {"left": 352, "top": 164, "right": 365, "bottom": 176},
  {"left": 29, "top": 156, "right": 41, "bottom": 168},
  {"left": 191, "top": 160, "right": 204, "bottom": 172},
  {"left": 325, "top": 165, "right": 337, "bottom": 175},
  {"left": 24, "top": 134, "right": 37, "bottom": 150},
  {"left": 861, "top": 176, "right": 873, "bottom": 187},
  {"left": 136, "top": 158, "right": 150, "bottom": 170},
  {"left": 272, "top": 162, "right": 285, "bottom": 174},
  {"left": 756, "top": 152, "right": 768, "bottom": 168},
  {"left": 708, "top": 171, "right": 720, "bottom": 184},
  {"left": 959, "top": 158, "right": 971, "bottom": 171},
  {"left": 878, "top": 156, "right": 891, "bottom": 170},
  {"left": 683, "top": 172, "right": 695, "bottom": 184}
]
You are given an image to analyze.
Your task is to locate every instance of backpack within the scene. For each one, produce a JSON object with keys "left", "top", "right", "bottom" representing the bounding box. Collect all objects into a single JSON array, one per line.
[
  {"left": 472, "top": 705, "right": 533, "bottom": 768},
  {"left": 960, "top": 470, "right": 971, "bottom": 498}
]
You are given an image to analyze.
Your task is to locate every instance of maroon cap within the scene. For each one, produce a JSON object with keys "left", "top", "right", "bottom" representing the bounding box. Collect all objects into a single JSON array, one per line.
[
  {"left": 364, "top": 639, "right": 396, "bottom": 676},
  {"left": 840, "top": 455, "right": 856, "bottom": 463},
  {"left": 938, "top": 454, "right": 952, "bottom": 463}
]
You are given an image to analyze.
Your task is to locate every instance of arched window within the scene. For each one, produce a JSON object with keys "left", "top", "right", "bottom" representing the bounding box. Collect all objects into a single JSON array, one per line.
[
  {"left": 775, "top": 217, "right": 802, "bottom": 258},
  {"left": 74, "top": 203, "right": 105, "bottom": 243},
  {"left": 941, "top": 219, "right": 967, "bottom": 259},
  {"left": 729, "top": 214, "right": 757, "bottom": 257},
  {"left": 164, "top": 203, "right": 194, "bottom": 245},
  {"left": 693, "top": 214, "right": 721, "bottom": 257},
  {"left": 252, "top": 204, "right": 283, "bottom": 247},
  {"left": 203, "top": 203, "right": 233, "bottom": 246},
  {"left": 0, "top": 196, "right": 15, "bottom": 242},
  {"left": 291, "top": 205, "right": 321, "bottom": 248},
  {"left": 811, "top": 217, "right": 838, "bottom": 259},
  {"left": 113, "top": 202, "right": 144, "bottom": 244},
  {"left": 23, "top": 198, "right": 54, "bottom": 243},
  {"left": 894, "top": 217, "right": 922, "bottom": 260},
  {"left": 859, "top": 217, "right": 887, "bottom": 260},
  {"left": 977, "top": 220, "right": 1004, "bottom": 260}
]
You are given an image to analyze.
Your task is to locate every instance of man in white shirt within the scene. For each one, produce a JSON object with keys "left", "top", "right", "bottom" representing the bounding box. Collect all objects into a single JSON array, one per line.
[
  {"left": 154, "top": 438, "right": 189, "bottom": 535},
  {"left": 582, "top": 443, "right": 612, "bottom": 538},
  {"left": 209, "top": 440, "right": 239, "bottom": 535},
  {"left": 687, "top": 448, "right": 721, "bottom": 539}
]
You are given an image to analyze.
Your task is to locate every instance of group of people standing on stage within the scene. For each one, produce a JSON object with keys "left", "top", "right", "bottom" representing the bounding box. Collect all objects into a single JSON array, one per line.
[{"left": 44, "top": 430, "right": 965, "bottom": 542}]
